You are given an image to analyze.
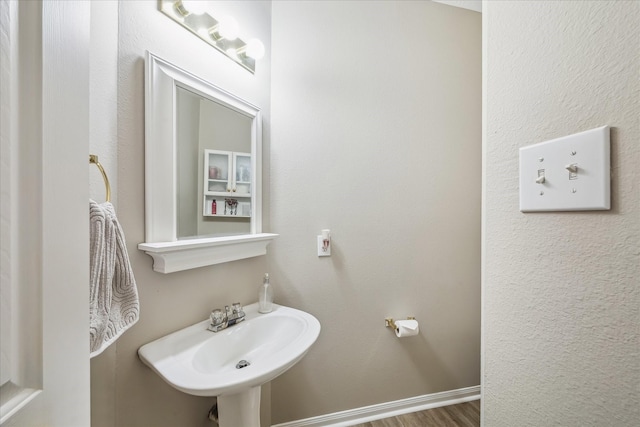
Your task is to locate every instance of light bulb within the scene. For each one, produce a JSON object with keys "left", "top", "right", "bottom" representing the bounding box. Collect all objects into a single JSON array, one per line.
[
  {"left": 197, "top": 26, "right": 209, "bottom": 38},
  {"left": 180, "top": 0, "right": 209, "bottom": 15},
  {"left": 218, "top": 16, "right": 239, "bottom": 41},
  {"left": 245, "top": 39, "right": 265, "bottom": 60}
]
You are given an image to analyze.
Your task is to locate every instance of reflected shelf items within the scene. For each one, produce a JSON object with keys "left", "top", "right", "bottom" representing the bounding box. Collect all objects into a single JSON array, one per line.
[{"left": 204, "top": 149, "right": 251, "bottom": 218}]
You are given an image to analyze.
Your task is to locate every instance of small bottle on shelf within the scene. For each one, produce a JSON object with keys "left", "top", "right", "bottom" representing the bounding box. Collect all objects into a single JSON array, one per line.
[{"left": 211, "top": 199, "right": 217, "bottom": 215}]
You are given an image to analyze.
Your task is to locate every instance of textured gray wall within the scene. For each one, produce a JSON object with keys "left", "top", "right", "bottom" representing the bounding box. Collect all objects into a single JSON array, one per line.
[{"left": 483, "top": 1, "right": 640, "bottom": 425}]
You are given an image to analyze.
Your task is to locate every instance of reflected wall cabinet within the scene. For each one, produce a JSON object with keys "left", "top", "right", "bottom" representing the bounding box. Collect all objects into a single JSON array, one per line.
[{"left": 203, "top": 149, "right": 251, "bottom": 217}]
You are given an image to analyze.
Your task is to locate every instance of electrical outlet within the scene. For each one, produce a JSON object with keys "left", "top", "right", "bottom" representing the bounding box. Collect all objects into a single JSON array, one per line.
[{"left": 317, "top": 235, "right": 331, "bottom": 257}]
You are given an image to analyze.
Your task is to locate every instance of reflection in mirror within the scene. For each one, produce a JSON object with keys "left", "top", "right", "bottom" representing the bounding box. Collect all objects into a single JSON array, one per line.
[{"left": 176, "top": 87, "right": 252, "bottom": 239}]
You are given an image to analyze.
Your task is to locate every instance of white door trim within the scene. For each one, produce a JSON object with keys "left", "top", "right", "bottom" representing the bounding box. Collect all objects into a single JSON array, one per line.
[{"left": 0, "top": 1, "right": 91, "bottom": 424}]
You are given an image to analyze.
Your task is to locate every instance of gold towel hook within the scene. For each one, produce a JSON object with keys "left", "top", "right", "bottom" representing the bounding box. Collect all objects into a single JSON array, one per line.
[{"left": 89, "top": 154, "right": 112, "bottom": 202}]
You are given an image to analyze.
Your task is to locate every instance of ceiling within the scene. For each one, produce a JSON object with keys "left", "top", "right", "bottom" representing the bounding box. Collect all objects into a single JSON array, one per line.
[{"left": 432, "top": 0, "right": 482, "bottom": 13}]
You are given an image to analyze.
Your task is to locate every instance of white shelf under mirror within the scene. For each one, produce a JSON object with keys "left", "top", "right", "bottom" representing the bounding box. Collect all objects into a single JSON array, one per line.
[{"left": 138, "top": 234, "right": 278, "bottom": 273}]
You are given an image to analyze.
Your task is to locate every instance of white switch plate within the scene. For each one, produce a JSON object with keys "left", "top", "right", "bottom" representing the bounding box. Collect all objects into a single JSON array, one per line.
[{"left": 519, "top": 126, "right": 610, "bottom": 212}]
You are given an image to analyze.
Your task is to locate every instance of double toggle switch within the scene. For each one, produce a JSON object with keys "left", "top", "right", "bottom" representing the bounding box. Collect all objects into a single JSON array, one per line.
[{"left": 535, "top": 163, "right": 578, "bottom": 185}]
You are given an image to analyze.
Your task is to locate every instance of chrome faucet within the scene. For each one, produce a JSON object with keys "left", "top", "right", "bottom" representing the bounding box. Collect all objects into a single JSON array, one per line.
[{"left": 208, "top": 302, "right": 245, "bottom": 332}]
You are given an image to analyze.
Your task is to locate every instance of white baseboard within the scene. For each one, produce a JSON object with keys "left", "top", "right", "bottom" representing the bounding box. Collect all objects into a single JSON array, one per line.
[{"left": 271, "top": 385, "right": 480, "bottom": 427}]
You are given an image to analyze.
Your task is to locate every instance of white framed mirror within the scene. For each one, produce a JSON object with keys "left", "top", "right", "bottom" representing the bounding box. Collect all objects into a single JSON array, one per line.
[{"left": 138, "top": 51, "right": 277, "bottom": 273}]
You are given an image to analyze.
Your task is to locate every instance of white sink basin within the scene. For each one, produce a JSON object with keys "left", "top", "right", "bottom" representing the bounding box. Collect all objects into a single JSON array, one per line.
[{"left": 138, "top": 303, "right": 321, "bottom": 398}]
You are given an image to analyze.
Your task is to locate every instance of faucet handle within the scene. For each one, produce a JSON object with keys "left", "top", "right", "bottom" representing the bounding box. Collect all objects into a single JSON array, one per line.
[
  {"left": 210, "top": 309, "right": 225, "bottom": 326},
  {"left": 232, "top": 302, "right": 243, "bottom": 314}
]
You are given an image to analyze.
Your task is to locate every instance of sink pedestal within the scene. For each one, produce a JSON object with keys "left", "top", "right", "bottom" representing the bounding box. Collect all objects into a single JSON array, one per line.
[{"left": 218, "top": 386, "right": 261, "bottom": 427}]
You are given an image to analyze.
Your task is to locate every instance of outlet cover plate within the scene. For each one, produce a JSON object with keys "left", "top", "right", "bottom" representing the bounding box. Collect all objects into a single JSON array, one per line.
[{"left": 317, "top": 236, "right": 331, "bottom": 257}]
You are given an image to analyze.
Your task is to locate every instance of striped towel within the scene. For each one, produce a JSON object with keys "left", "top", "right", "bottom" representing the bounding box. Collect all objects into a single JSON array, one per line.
[{"left": 89, "top": 200, "right": 139, "bottom": 358}]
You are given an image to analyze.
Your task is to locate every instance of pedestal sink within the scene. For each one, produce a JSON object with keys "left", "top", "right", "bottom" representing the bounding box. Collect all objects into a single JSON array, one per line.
[{"left": 138, "top": 303, "right": 321, "bottom": 427}]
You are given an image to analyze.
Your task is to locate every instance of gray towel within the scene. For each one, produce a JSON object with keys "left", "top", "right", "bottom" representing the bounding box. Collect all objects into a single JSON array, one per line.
[{"left": 89, "top": 200, "right": 139, "bottom": 358}]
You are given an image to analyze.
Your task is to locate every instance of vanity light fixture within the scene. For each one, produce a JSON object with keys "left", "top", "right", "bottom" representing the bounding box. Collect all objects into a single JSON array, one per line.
[
  {"left": 226, "top": 39, "right": 265, "bottom": 61},
  {"left": 177, "top": 0, "right": 208, "bottom": 15},
  {"left": 159, "top": 0, "right": 265, "bottom": 73},
  {"left": 209, "top": 16, "right": 239, "bottom": 41}
]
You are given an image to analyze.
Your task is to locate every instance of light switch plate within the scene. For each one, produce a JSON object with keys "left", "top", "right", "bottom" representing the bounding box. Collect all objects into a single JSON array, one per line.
[{"left": 519, "top": 126, "right": 610, "bottom": 212}]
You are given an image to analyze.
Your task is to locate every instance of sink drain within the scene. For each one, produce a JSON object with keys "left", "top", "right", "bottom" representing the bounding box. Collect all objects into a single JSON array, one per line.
[{"left": 236, "top": 360, "right": 250, "bottom": 369}]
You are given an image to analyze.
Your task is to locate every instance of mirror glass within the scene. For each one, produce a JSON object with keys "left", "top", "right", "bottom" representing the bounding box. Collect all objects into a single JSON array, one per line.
[{"left": 176, "top": 87, "right": 252, "bottom": 239}]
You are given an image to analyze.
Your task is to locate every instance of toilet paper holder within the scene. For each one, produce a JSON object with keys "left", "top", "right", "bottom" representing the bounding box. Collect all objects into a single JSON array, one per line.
[{"left": 384, "top": 316, "right": 416, "bottom": 330}]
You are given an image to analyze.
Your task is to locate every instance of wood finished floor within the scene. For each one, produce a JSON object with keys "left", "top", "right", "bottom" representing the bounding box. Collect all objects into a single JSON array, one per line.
[{"left": 349, "top": 400, "right": 480, "bottom": 427}]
